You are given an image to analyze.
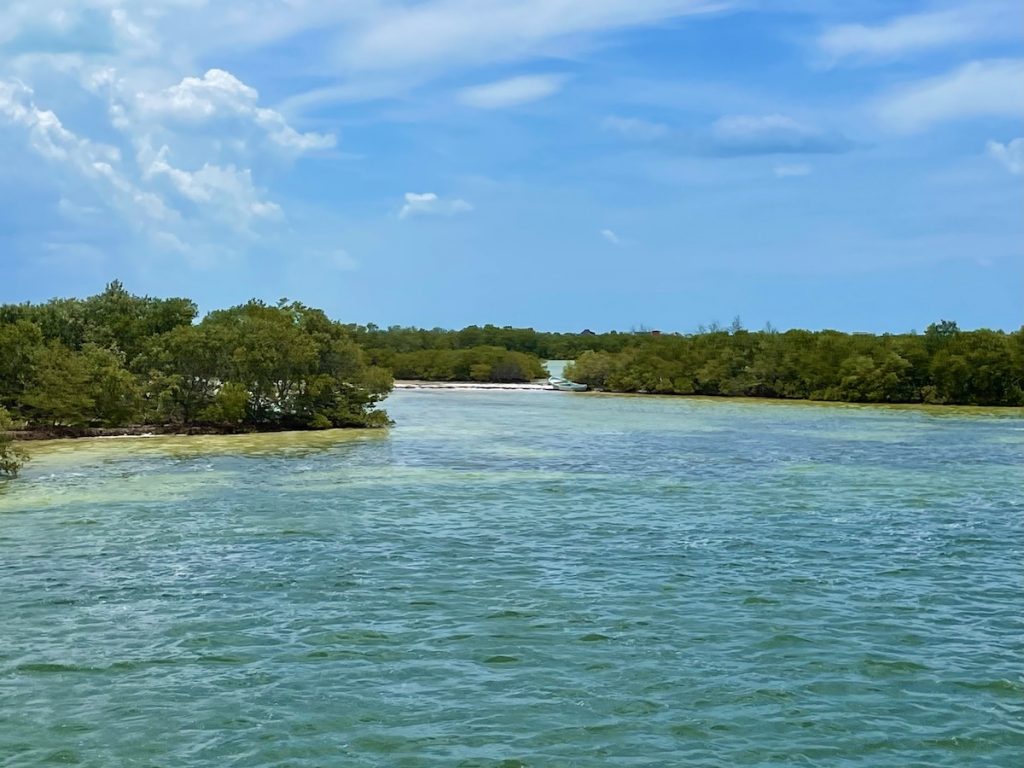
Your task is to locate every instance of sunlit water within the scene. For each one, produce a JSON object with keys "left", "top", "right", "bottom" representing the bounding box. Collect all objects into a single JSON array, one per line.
[{"left": 2, "top": 391, "right": 1023, "bottom": 767}]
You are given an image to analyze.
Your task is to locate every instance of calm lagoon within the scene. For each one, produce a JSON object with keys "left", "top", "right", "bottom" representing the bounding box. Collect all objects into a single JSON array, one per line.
[{"left": 2, "top": 390, "right": 1022, "bottom": 766}]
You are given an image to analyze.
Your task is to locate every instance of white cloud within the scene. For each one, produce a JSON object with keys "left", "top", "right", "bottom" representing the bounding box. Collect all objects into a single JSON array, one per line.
[
  {"left": 399, "top": 192, "right": 473, "bottom": 219},
  {"left": 142, "top": 144, "right": 282, "bottom": 226},
  {"left": 714, "top": 114, "right": 806, "bottom": 139},
  {"left": 340, "top": 0, "right": 728, "bottom": 73},
  {"left": 774, "top": 163, "right": 811, "bottom": 178},
  {"left": 876, "top": 59, "right": 1024, "bottom": 133},
  {"left": 134, "top": 69, "right": 335, "bottom": 152},
  {"left": 600, "top": 228, "right": 620, "bottom": 245},
  {"left": 0, "top": 65, "right": 315, "bottom": 257},
  {"left": 457, "top": 74, "right": 567, "bottom": 109},
  {"left": 711, "top": 114, "right": 850, "bottom": 155},
  {"left": 817, "top": 2, "right": 1020, "bottom": 65},
  {"left": 138, "top": 68, "right": 259, "bottom": 121},
  {"left": 602, "top": 115, "right": 669, "bottom": 140},
  {"left": 987, "top": 138, "right": 1024, "bottom": 175},
  {"left": 0, "top": 78, "right": 175, "bottom": 225},
  {"left": 1, "top": 2, "right": 730, "bottom": 97}
]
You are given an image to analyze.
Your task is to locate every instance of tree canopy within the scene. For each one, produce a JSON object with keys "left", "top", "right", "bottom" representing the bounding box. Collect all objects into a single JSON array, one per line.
[
  {"left": 1, "top": 284, "right": 392, "bottom": 433},
  {"left": 0, "top": 406, "right": 25, "bottom": 477},
  {"left": 562, "top": 323, "right": 1024, "bottom": 406},
  {"left": 350, "top": 319, "right": 1023, "bottom": 406}
]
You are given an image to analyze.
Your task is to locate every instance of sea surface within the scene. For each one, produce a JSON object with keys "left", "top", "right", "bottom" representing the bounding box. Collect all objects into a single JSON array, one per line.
[{"left": 2, "top": 390, "right": 1022, "bottom": 767}]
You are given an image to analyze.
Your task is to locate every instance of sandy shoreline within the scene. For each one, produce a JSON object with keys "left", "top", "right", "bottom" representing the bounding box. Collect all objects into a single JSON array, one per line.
[
  {"left": 394, "top": 380, "right": 557, "bottom": 391},
  {"left": 7, "top": 383, "right": 562, "bottom": 441}
]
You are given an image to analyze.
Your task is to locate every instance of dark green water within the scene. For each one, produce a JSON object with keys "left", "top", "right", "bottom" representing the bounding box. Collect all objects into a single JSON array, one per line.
[{"left": 2, "top": 391, "right": 1023, "bottom": 766}]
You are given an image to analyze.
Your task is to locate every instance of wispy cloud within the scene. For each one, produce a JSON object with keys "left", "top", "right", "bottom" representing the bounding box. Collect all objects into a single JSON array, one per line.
[
  {"left": 0, "top": 63, "right": 331, "bottom": 259},
  {"left": 457, "top": 74, "right": 567, "bottom": 109},
  {"left": 774, "top": 163, "right": 811, "bottom": 178},
  {"left": 602, "top": 115, "right": 669, "bottom": 141},
  {"left": 0, "top": 78, "right": 175, "bottom": 228},
  {"left": 600, "top": 228, "right": 621, "bottom": 245},
  {"left": 987, "top": 138, "right": 1024, "bottom": 175},
  {"left": 876, "top": 59, "right": 1024, "bottom": 133},
  {"left": 817, "top": 2, "right": 1021, "bottom": 66},
  {"left": 327, "top": 248, "right": 359, "bottom": 271},
  {"left": 399, "top": 192, "right": 473, "bottom": 219},
  {"left": 339, "top": 0, "right": 729, "bottom": 74},
  {"left": 710, "top": 114, "right": 851, "bottom": 155}
]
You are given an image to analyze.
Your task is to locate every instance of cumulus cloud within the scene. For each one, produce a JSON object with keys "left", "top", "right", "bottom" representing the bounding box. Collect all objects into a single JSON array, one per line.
[
  {"left": 774, "top": 163, "right": 811, "bottom": 178},
  {"left": 987, "top": 138, "right": 1024, "bottom": 175},
  {"left": 817, "top": 2, "right": 1020, "bottom": 66},
  {"left": 0, "top": 79, "right": 174, "bottom": 225},
  {"left": 141, "top": 144, "right": 282, "bottom": 225},
  {"left": 876, "top": 59, "right": 1024, "bottom": 133},
  {"left": 399, "top": 192, "right": 473, "bottom": 219},
  {"left": 457, "top": 74, "right": 567, "bottom": 109},
  {"left": 600, "top": 228, "right": 620, "bottom": 245},
  {"left": 134, "top": 69, "right": 335, "bottom": 152},
  {"left": 0, "top": 64, "right": 327, "bottom": 258},
  {"left": 710, "top": 114, "right": 851, "bottom": 155},
  {"left": 602, "top": 115, "right": 669, "bottom": 141}
]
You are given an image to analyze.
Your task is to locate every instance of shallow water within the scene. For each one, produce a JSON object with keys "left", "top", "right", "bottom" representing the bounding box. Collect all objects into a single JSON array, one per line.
[{"left": 2, "top": 391, "right": 1023, "bottom": 767}]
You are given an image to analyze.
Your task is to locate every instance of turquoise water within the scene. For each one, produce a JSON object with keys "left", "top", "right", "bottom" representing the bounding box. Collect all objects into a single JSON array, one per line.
[{"left": 2, "top": 391, "right": 1023, "bottom": 766}]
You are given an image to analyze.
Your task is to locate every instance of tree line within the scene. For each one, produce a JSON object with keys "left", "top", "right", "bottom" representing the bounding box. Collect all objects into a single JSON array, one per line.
[
  {"left": 349, "top": 323, "right": 635, "bottom": 361},
  {"left": 0, "top": 282, "right": 393, "bottom": 445},
  {"left": 564, "top": 322, "right": 1024, "bottom": 405},
  {"left": 347, "top": 319, "right": 1024, "bottom": 406},
  {"left": 2, "top": 284, "right": 1020, "bottom": 478}
]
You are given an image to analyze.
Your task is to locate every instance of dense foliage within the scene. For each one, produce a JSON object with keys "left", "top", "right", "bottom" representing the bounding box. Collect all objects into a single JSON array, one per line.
[
  {"left": 376, "top": 346, "right": 546, "bottom": 382},
  {"left": 563, "top": 323, "right": 1024, "bottom": 405},
  {"left": 351, "top": 324, "right": 635, "bottom": 362},
  {"left": 3, "top": 283, "right": 1020, "bottom": 453},
  {"left": 349, "top": 320, "right": 1023, "bottom": 405},
  {"left": 0, "top": 406, "right": 25, "bottom": 477},
  {"left": 1, "top": 282, "right": 392, "bottom": 433}
]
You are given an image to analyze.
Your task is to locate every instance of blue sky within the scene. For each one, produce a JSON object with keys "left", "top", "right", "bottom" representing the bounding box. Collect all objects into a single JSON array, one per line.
[{"left": 1, "top": 1, "right": 1021, "bottom": 332}]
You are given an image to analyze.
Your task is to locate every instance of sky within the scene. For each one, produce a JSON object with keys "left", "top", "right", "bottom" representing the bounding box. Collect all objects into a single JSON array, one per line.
[{"left": 0, "top": 0, "right": 1022, "bottom": 333}]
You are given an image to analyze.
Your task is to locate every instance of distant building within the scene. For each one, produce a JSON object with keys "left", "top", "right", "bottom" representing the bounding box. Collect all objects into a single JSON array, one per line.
[
  {"left": 650, "top": 330, "right": 662, "bottom": 336},
  {"left": 580, "top": 329, "right": 596, "bottom": 336}
]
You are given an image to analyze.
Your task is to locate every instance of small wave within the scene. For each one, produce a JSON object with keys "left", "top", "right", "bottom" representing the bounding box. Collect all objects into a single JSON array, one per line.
[{"left": 483, "top": 655, "right": 519, "bottom": 664}]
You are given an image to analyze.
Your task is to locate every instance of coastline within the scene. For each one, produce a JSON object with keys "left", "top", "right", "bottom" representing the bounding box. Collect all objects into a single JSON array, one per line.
[
  {"left": 394, "top": 379, "right": 554, "bottom": 391},
  {"left": 394, "top": 380, "right": 1024, "bottom": 415},
  {"left": 9, "top": 383, "right": 1021, "bottom": 444},
  {"left": 10, "top": 423, "right": 389, "bottom": 442}
]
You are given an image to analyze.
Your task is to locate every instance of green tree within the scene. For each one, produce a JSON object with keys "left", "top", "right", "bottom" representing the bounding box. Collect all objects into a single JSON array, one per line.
[
  {"left": 564, "top": 351, "right": 616, "bottom": 388},
  {"left": 82, "top": 280, "right": 197, "bottom": 363},
  {"left": 199, "top": 382, "right": 249, "bottom": 426},
  {"left": 0, "top": 406, "right": 26, "bottom": 477},
  {"left": 0, "top": 319, "right": 43, "bottom": 410},
  {"left": 21, "top": 343, "right": 95, "bottom": 427},
  {"left": 21, "top": 343, "right": 140, "bottom": 427}
]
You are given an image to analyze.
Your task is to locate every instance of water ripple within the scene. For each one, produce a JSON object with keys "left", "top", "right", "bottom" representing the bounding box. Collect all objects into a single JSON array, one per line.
[{"left": 1, "top": 391, "right": 1022, "bottom": 766}]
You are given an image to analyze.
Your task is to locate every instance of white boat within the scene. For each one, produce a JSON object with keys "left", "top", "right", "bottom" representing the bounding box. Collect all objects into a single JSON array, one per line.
[{"left": 547, "top": 376, "right": 588, "bottom": 392}]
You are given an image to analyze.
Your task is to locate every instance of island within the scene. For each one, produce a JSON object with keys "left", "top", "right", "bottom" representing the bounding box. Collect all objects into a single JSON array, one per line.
[{"left": 2, "top": 282, "right": 1022, "bottom": 477}]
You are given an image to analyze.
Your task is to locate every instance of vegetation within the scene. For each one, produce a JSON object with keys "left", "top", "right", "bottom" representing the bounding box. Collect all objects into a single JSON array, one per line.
[
  {"left": 1, "top": 282, "right": 392, "bottom": 436},
  {"left": 378, "top": 347, "right": 545, "bottom": 382},
  {"left": 0, "top": 406, "right": 26, "bottom": 477},
  {"left": 2, "top": 282, "right": 1020, "bottom": 466},
  {"left": 351, "top": 324, "right": 634, "bottom": 362},
  {"left": 347, "top": 320, "right": 1023, "bottom": 405},
  {"left": 562, "top": 322, "right": 1024, "bottom": 406}
]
